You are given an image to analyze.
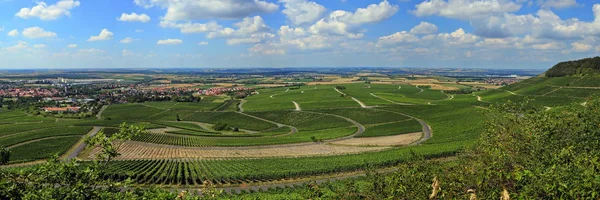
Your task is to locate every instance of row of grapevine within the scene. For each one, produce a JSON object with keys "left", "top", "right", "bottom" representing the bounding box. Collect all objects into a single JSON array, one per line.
[
  {"left": 132, "top": 127, "right": 356, "bottom": 147},
  {"left": 103, "top": 141, "right": 465, "bottom": 185}
]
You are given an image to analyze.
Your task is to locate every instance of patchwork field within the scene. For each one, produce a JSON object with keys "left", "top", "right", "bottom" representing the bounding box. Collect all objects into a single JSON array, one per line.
[{"left": 3, "top": 77, "right": 590, "bottom": 188}]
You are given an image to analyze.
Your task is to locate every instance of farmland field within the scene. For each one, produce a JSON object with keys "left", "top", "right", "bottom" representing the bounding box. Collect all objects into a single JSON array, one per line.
[
  {"left": 358, "top": 119, "right": 422, "bottom": 137},
  {"left": 3, "top": 75, "right": 592, "bottom": 191}
]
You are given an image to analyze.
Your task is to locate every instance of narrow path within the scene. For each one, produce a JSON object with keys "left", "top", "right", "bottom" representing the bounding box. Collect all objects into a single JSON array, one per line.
[
  {"left": 96, "top": 105, "right": 108, "bottom": 119},
  {"left": 333, "top": 88, "right": 370, "bottom": 108},
  {"left": 292, "top": 101, "right": 301, "bottom": 111},
  {"left": 7, "top": 135, "right": 78, "bottom": 149},
  {"left": 373, "top": 109, "right": 432, "bottom": 145},
  {"left": 351, "top": 97, "right": 370, "bottom": 108},
  {"left": 237, "top": 100, "right": 246, "bottom": 112},
  {"left": 333, "top": 87, "right": 345, "bottom": 95},
  {"left": 369, "top": 93, "right": 412, "bottom": 105},
  {"left": 63, "top": 126, "right": 103, "bottom": 160},
  {"left": 269, "top": 94, "right": 275, "bottom": 98},
  {"left": 502, "top": 89, "right": 518, "bottom": 95},
  {"left": 544, "top": 106, "right": 552, "bottom": 111},
  {"left": 416, "top": 85, "right": 424, "bottom": 93}
]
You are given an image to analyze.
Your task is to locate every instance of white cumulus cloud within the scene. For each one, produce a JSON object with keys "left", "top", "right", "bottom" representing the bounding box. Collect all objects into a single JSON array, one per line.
[
  {"left": 7, "top": 29, "right": 19, "bottom": 37},
  {"left": 22, "top": 27, "right": 57, "bottom": 39},
  {"left": 134, "top": 0, "right": 279, "bottom": 20},
  {"left": 198, "top": 41, "right": 209, "bottom": 45},
  {"left": 410, "top": 22, "right": 439, "bottom": 34},
  {"left": 67, "top": 44, "right": 77, "bottom": 48},
  {"left": 157, "top": 39, "right": 183, "bottom": 45},
  {"left": 119, "top": 37, "right": 134, "bottom": 44},
  {"left": 280, "top": 0, "right": 327, "bottom": 25},
  {"left": 87, "top": 29, "right": 113, "bottom": 42},
  {"left": 34, "top": 44, "right": 47, "bottom": 49},
  {"left": 117, "top": 13, "right": 151, "bottom": 22},
  {"left": 413, "top": 0, "right": 521, "bottom": 20},
  {"left": 15, "top": 0, "right": 80, "bottom": 20}
]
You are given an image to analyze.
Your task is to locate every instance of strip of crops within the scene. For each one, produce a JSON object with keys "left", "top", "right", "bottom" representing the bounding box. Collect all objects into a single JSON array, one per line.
[
  {"left": 214, "top": 100, "right": 241, "bottom": 111},
  {"left": 547, "top": 88, "right": 600, "bottom": 98},
  {"left": 312, "top": 108, "right": 409, "bottom": 125},
  {"left": 132, "top": 127, "right": 356, "bottom": 147},
  {"left": 253, "top": 126, "right": 291, "bottom": 137},
  {"left": 339, "top": 84, "right": 394, "bottom": 106},
  {"left": 104, "top": 141, "right": 467, "bottom": 185},
  {"left": 247, "top": 111, "right": 353, "bottom": 131},
  {"left": 102, "top": 104, "right": 166, "bottom": 120},
  {"left": 377, "top": 103, "right": 485, "bottom": 144},
  {"left": 184, "top": 112, "right": 277, "bottom": 131},
  {"left": 0, "top": 121, "right": 68, "bottom": 137},
  {"left": 0, "top": 126, "right": 91, "bottom": 147},
  {"left": 570, "top": 77, "right": 600, "bottom": 87},
  {"left": 357, "top": 119, "right": 422, "bottom": 137},
  {"left": 8, "top": 136, "right": 81, "bottom": 163},
  {"left": 152, "top": 121, "right": 217, "bottom": 133}
]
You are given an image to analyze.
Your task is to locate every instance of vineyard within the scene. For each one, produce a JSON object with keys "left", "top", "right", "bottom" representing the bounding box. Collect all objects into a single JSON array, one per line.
[
  {"left": 4, "top": 77, "right": 595, "bottom": 189},
  {"left": 132, "top": 127, "right": 357, "bottom": 147},
  {"left": 103, "top": 141, "right": 464, "bottom": 185}
]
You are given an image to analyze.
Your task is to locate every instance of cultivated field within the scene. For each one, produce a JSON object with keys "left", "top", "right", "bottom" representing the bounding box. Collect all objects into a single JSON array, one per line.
[{"left": 4, "top": 76, "right": 593, "bottom": 188}]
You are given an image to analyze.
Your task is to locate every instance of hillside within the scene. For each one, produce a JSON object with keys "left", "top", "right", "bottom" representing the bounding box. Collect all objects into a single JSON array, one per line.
[{"left": 546, "top": 56, "right": 600, "bottom": 77}]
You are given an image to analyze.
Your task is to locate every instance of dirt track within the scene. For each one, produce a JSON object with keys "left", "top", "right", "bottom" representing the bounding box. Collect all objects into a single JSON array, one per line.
[{"left": 330, "top": 132, "right": 422, "bottom": 146}]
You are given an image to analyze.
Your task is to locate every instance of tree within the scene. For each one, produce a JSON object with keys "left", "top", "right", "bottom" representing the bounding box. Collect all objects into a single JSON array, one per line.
[
  {"left": 86, "top": 122, "right": 147, "bottom": 168},
  {"left": 213, "top": 122, "right": 228, "bottom": 131},
  {"left": 0, "top": 147, "right": 10, "bottom": 165}
]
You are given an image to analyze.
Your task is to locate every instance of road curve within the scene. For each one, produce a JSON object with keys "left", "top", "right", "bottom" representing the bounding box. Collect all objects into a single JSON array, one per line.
[
  {"left": 292, "top": 101, "right": 301, "bottom": 111},
  {"left": 372, "top": 109, "right": 432, "bottom": 145}
]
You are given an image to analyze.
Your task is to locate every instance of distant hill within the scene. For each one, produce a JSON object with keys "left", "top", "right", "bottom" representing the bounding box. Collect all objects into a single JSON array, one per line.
[{"left": 546, "top": 56, "right": 600, "bottom": 77}]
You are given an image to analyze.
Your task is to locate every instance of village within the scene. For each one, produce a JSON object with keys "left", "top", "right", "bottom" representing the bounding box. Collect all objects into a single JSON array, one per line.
[{"left": 0, "top": 82, "right": 255, "bottom": 115}]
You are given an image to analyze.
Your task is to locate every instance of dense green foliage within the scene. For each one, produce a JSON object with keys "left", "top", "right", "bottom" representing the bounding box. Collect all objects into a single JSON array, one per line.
[{"left": 546, "top": 56, "right": 600, "bottom": 77}]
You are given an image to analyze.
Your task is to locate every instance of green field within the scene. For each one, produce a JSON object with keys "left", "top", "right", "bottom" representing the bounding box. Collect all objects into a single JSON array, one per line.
[
  {"left": 104, "top": 141, "right": 464, "bottom": 185},
  {"left": 3, "top": 77, "right": 590, "bottom": 189},
  {"left": 247, "top": 111, "right": 353, "bottom": 131},
  {"left": 133, "top": 127, "right": 356, "bottom": 147},
  {"left": 313, "top": 108, "right": 409, "bottom": 125},
  {"left": 358, "top": 119, "right": 422, "bottom": 137},
  {"left": 9, "top": 136, "right": 81, "bottom": 163}
]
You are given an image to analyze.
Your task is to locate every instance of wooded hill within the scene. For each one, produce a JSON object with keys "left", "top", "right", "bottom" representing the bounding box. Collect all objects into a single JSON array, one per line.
[{"left": 546, "top": 56, "right": 600, "bottom": 77}]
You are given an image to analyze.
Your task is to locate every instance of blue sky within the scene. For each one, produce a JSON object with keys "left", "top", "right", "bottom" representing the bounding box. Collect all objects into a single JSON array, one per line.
[{"left": 0, "top": 0, "right": 598, "bottom": 69}]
